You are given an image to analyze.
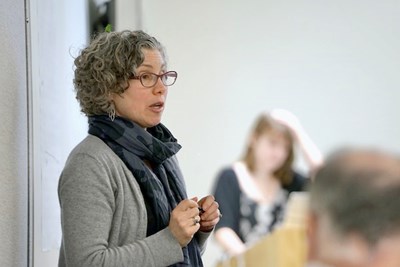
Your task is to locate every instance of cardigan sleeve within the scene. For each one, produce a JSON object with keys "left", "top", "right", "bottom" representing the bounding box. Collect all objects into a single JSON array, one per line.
[
  {"left": 58, "top": 152, "right": 183, "bottom": 267},
  {"left": 194, "top": 230, "right": 212, "bottom": 255}
]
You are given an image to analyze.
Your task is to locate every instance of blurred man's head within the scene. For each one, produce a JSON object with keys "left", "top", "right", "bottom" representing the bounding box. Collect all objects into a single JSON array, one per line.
[{"left": 308, "top": 149, "right": 400, "bottom": 267}]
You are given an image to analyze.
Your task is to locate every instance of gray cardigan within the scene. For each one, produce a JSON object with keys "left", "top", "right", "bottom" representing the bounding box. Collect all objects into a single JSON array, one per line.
[{"left": 58, "top": 135, "right": 210, "bottom": 267}]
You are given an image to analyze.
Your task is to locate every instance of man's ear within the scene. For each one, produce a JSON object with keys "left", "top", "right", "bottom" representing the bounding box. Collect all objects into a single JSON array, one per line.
[
  {"left": 344, "top": 233, "right": 371, "bottom": 265},
  {"left": 307, "top": 211, "right": 319, "bottom": 261}
]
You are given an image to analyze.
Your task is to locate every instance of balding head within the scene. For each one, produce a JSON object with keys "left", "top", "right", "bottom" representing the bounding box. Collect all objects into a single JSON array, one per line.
[
  {"left": 308, "top": 148, "right": 400, "bottom": 267},
  {"left": 311, "top": 149, "right": 400, "bottom": 243},
  {"left": 327, "top": 149, "right": 400, "bottom": 186}
]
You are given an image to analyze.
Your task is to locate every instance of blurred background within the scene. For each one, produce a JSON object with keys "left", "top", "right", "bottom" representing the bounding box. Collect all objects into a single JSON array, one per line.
[{"left": 1, "top": 0, "right": 400, "bottom": 266}]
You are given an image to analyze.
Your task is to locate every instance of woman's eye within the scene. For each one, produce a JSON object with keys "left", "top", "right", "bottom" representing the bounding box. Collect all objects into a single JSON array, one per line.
[{"left": 141, "top": 73, "right": 152, "bottom": 81}]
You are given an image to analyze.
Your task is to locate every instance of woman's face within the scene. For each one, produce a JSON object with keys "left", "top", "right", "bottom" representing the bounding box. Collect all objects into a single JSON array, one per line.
[
  {"left": 252, "top": 131, "right": 290, "bottom": 173},
  {"left": 112, "top": 49, "right": 168, "bottom": 128}
]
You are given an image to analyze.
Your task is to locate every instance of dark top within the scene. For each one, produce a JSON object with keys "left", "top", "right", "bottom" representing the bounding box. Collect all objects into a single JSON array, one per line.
[{"left": 212, "top": 166, "right": 307, "bottom": 244}]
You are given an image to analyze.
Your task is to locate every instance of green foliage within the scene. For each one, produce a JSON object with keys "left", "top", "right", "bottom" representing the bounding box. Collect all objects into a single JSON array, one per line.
[{"left": 105, "top": 24, "right": 112, "bottom": 33}]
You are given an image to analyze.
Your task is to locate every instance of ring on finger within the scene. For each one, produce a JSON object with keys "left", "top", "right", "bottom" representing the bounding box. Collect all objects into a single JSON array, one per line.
[{"left": 193, "top": 217, "right": 200, "bottom": 225}]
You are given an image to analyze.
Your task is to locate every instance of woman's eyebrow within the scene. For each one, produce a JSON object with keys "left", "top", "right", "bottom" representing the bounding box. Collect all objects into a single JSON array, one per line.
[
  {"left": 138, "top": 63, "right": 166, "bottom": 70},
  {"left": 139, "top": 64, "right": 154, "bottom": 69}
]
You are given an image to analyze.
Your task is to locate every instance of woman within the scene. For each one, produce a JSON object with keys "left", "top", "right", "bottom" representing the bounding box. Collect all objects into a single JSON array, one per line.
[
  {"left": 212, "top": 109, "right": 323, "bottom": 255},
  {"left": 58, "top": 30, "right": 220, "bottom": 267}
]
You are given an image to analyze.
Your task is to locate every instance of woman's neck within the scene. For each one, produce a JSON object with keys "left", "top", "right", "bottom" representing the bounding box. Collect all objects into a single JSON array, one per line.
[
  {"left": 252, "top": 167, "right": 275, "bottom": 182},
  {"left": 250, "top": 168, "right": 282, "bottom": 204}
]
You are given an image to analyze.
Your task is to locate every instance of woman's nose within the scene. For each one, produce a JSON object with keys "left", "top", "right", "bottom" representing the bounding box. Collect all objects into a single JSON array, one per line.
[{"left": 153, "top": 78, "right": 167, "bottom": 94}]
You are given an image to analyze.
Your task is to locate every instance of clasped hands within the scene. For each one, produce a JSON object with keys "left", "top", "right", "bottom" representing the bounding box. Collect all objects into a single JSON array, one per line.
[{"left": 169, "top": 195, "right": 221, "bottom": 247}]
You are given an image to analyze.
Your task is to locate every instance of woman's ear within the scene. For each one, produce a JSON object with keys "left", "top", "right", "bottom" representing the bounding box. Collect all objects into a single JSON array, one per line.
[{"left": 108, "top": 92, "right": 115, "bottom": 101}]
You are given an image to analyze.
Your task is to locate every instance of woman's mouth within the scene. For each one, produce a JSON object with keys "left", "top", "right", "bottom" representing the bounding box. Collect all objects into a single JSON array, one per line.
[{"left": 149, "top": 102, "right": 164, "bottom": 113}]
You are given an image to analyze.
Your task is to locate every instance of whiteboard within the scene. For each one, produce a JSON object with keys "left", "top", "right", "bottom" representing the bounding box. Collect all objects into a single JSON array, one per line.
[{"left": 29, "top": 0, "right": 88, "bottom": 265}]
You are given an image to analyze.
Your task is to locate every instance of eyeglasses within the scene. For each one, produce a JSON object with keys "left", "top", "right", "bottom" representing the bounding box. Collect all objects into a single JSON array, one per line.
[{"left": 130, "top": 71, "right": 178, "bottom": 88}]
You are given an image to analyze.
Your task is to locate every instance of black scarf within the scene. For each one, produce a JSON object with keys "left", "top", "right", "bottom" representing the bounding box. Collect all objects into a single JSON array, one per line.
[{"left": 88, "top": 115, "right": 203, "bottom": 267}]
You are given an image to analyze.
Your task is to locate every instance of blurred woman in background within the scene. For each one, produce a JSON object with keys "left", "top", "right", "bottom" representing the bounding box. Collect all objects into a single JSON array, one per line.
[{"left": 212, "top": 109, "right": 323, "bottom": 255}]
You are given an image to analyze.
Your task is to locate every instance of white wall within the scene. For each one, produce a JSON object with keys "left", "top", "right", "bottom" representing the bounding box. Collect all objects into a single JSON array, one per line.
[
  {"left": 29, "top": 0, "right": 88, "bottom": 266},
  {"left": 115, "top": 0, "right": 142, "bottom": 30},
  {"left": 139, "top": 1, "right": 400, "bottom": 265},
  {"left": 0, "top": 0, "right": 28, "bottom": 266}
]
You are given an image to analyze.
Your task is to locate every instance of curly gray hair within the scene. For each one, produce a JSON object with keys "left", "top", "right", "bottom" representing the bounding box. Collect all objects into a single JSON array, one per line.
[{"left": 73, "top": 30, "right": 166, "bottom": 116}]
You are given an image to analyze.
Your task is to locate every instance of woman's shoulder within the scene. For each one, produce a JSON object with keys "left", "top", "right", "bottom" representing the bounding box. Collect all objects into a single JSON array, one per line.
[
  {"left": 68, "top": 135, "right": 115, "bottom": 160},
  {"left": 64, "top": 135, "right": 124, "bottom": 173},
  {"left": 215, "top": 166, "right": 238, "bottom": 182},
  {"left": 213, "top": 166, "right": 239, "bottom": 187},
  {"left": 70, "top": 134, "right": 109, "bottom": 153},
  {"left": 284, "top": 171, "right": 309, "bottom": 193},
  {"left": 60, "top": 135, "right": 136, "bottom": 192},
  {"left": 213, "top": 165, "right": 241, "bottom": 201}
]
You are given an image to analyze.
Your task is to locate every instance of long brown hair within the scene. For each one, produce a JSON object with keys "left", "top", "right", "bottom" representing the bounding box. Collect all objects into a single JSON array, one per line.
[{"left": 242, "top": 113, "right": 295, "bottom": 186}]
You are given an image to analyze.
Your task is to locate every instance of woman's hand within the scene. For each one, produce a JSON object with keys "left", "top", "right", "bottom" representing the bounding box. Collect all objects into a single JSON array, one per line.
[
  {"left": 270, "top": 108, "right": 324, "bottom": 174},
  {"left": 169, "top": 199, "right": 201, "bottom": 247},
  {"left": 270, "top": 108, "right": 303, "bottom": 136},
  {"left": 197, "top": 195, "right": 221, "bottom": 232}
]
